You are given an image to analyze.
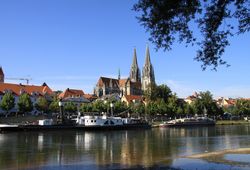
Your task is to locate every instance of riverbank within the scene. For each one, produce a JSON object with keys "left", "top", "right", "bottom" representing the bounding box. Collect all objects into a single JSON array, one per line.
[
  {"left": 216, "top": 120, "right": 250, "bottom": 125},
  {"left": 0, "top": 115, "right": 46, "bottom": 125},
  {"left": 152, "top": 120, "right": 250, "bottom": 127}
]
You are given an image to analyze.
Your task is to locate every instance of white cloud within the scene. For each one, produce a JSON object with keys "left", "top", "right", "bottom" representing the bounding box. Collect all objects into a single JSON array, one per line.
[{"left": 157, "top": 79, "right": 197, "bottom": 98}]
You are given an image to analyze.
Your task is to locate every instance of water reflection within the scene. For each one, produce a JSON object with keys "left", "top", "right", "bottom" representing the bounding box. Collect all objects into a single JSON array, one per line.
[{"left": 0, "top": 125, "right": 249, "bottom": 169}]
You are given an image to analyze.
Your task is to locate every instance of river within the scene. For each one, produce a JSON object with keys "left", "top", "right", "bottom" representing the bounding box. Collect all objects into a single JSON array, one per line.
[{"left": 0, "top": 125, "right": 250, "bottom": 170}]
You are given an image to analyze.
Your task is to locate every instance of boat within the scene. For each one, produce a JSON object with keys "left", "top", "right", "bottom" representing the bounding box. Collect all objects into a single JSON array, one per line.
[
  {"left": 159, "top": 116, "right": 215, "bottom": 127},
  {"left": 0, "top": 115, "right": 151, "bottom": 132}
]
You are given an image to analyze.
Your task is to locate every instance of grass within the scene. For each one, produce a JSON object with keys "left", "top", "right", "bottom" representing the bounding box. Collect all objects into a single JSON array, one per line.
[
  {"left": 216, "top": 120, "right": 250, "bottom": 125},
  {"left": 0, "top": 115, "right": 47, "bottom": 125}
]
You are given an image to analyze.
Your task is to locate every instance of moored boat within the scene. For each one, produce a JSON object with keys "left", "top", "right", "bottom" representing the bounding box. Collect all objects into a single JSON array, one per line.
[
  {"left": 0, "top": 115, "right": 151, "bottom": 132},
  {"left": 159, "top": 116, "right": 215, "bottom": 127}
]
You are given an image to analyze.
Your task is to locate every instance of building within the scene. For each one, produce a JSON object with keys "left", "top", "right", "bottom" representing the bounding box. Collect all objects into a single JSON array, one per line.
[
  {"left": 94, "top": 46, "right": 155, "bottom": 97},
  {"left": 142, "top": 45, "right": 155, "bottom": 91},
  {"left": 0, "top": 82, "right": 53, "bottom": 115},
  {"left": 121, "top": 95, "right": 143, "bottom": 106},
  {"left": 58, "top": 88, "right": 89, "bottom": 103},
  {"left": 0, "top": 67, "right": 4, "bottom": 83}
]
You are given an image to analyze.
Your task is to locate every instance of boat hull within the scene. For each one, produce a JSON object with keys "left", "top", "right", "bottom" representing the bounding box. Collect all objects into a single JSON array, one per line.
[
  {"left": 160, "top": 122, "right": 215, "bottom": 127},
  {"left": 0, "top": 123, "right": 151, "bottom": 132}
]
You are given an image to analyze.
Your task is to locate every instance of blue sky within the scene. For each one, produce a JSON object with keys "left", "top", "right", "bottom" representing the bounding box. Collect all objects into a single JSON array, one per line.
[{"left": 0, "top": 0, "right": 250, "bottom": 98}]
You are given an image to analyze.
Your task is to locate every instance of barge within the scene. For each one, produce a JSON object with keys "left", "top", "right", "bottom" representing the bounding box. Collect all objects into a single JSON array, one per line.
[{"left": 0, "top": 115, "right": 151, "bottom": 132}]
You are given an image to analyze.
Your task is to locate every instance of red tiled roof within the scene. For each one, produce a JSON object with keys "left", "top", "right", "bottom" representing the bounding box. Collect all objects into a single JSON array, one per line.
[
  {"left": 83, "top": 94, "right": 97, "bottom": 100},
  {"left": 97, "top": 77, "right": 119, "bottom": 87},
  {"left": 0, "top": 83, "right": 53, "bottom": 96},
  {"left": 59, "top": 88, "right": 85, "bottom": 99},
  {"left": 124, "top": 95, "right": 143, "bottom": 103},
  {"left": 119, "top": 79, "right": 128, "bottom": 87}
]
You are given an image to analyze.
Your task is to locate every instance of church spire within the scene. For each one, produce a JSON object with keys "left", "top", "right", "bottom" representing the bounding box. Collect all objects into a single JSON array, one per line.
[
  {"left": 145, "top": 45, "right": 151, "bottom": 67},
  {"left": 118, "top": 68, "right": 121, "bottom": 80},
  {"left": 0, "top": 66, "right": 4, "bottom": 83},
  {"left": 142, "top": 45, "right": 155, "bottom": 91},
  {"left": 130, "top": 48, "right": 141, "bottom": 83}
]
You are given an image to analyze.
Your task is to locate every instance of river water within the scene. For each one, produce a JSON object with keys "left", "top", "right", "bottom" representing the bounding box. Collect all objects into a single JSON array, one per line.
[{"left": 0, "top": 125, "right": 250, "bottom": 170}]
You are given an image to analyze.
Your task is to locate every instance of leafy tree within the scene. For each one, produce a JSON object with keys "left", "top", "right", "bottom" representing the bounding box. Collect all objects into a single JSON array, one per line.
[
  {"left": 130, "top": 102, "right": 145, "bottom": 117},
  {"left": 145, "top": 102, "right": 158, "bottom": 117},
  {"left": 17, "top": 93, "right": 33, "bottom": 114},
  {"left": 183, "top": 103, "right": 195, "bottom": 116},
  {"left": 144, "top": 83, "right": 172, "bottom": 102},
  {"left": 0, "top": 92, "right": 15, "bottom": 116},
  {"left": 80, "top": 103, "right": 93, "bottom": 112},
  {"left": 167, "top": 94, "right": 179, "bottom": 118},
  {"left": 114, "top": 101, "right": 128, "bottom": 114},
  {"left": 92, "top": 100, "right": 106, "bottom": 113},
  {"left": 49, "top": 97, "right": 60, "bottom": 113},
  {"left": 192, "top": 91, "right": 222, "bottom": 116},
  {"left": 157, "top": 99, "right": 168, "bottom": 115},
  {"left": 64, "top": 102, "right": 77, "bottom": 114},
  {"left": 133, "top": 0, "right": 250, "bottom": 70},
  {"left": 35, "top": 97, "right": 48, "bottom": 113}
]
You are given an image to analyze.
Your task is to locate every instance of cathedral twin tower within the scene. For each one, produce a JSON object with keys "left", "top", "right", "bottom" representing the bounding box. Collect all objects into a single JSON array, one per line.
[{"left": 129, "top": 45, "right": 155, "bottom": 92}]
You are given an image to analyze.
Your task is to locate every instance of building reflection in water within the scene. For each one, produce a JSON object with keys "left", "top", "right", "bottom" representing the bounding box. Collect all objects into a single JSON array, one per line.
[{"left": 0, "top": 125, "right": 249, "bottom": 169}]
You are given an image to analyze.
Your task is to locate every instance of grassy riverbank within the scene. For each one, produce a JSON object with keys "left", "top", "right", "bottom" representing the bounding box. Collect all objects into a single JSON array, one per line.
[
  {"left": 0, "top": 115, "right": 47, "bottom": 125},
  {"left": 216, "top": 120, "right": 250, "bottom": 125},
  {"left": 152, "top": 120, "right": 250, "bottom": 127}
]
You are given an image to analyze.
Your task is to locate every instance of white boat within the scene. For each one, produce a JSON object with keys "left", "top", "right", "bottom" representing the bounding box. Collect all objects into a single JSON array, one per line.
[
  {"left": 76, "top": 115, "right": 146, "bottom": 127},
  {"left": 160, "top": 116, "right": 215, "bottom": 127}
]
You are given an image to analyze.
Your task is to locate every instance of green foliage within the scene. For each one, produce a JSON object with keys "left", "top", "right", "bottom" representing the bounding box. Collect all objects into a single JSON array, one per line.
[
  {"left": 49, "top": 97, "right": 59, "bottom": 113},
  {"left": 17, "top": 93, "right": 33, "bottom": 114},
  {"left": 144, "top": 83, "right": 172, "bottom": 102},
  {"left": 80, "top": 103, "right": 93, "bottom": 112},
  {"left": 64, "top": 102, "right": 77, "bottom": 114},
  {"left": 92, "top": 100, "right": 106, "bottom": 112},
  {"left": 228, "top": 99, "right": 250, "bottom": 116},
  {"left": 167, "top": 94, "right": 179, "bottom": 118},
  {"left": 130, "top": 102, "right": 145, "bottom": 117},
  {"left": 192, "top": 91, "right": 222, "bottom": 116},
  {"left": 0, "top": 92, "right": 15, "bottom": 113},
  {"left": 133, "top": 0, "right": 250, "bottom": 70},
  {"left": 35, "top": 97, "right": 48, "bottom": 113},
  {"left": 114, "top": 101, "right": 127, "bottom": 114}
]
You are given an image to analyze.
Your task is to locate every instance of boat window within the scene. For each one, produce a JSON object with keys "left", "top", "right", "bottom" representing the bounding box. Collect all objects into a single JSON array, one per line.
[
  {"left": 94, "top": 120, "right": 96, "bottom": 122},
  {"left": 91, "top": 120, "right": 93, "bottom": 123}
]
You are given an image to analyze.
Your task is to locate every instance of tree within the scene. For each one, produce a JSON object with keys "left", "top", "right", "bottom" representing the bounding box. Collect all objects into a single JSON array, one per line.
[
  {"left": 17, "top": 93, "right": 33, "bottom": 114},
  {"left": 192, "top": 91, "right": 222, "bottom": 116},
  {"left": 64, "top": 102, "right": 77, "bottom": 114},
  {"left": 0, "top": 92, "right": 15, "bottom": 116},
  {"left": 133, "top": 0, "right": 250, "bottom": 70},
  {"left": 144, "top": 83, "right": 172, "bottom": 102},
  {"left": 167, "top": 94, "right": 179, "bottom": 118},
  {"left": 80, "top": 103, "right": 93, "bottom": 112},
  {"left": 35, "top": 97, "right": 48, "bottom": 114},
  {"left": 49, "top": 97, "right": 60, "bottom": 113}
]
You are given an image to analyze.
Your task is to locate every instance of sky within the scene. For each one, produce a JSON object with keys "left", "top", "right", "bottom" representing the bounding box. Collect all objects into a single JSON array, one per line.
[{"left": 0, "top": 0, "right": 250, "bottom": 98}]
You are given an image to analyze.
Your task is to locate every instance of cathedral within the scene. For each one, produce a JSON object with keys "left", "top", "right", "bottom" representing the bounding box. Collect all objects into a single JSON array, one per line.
[{"left": 94, "top": 45, "right": 155, "bottom": 97}]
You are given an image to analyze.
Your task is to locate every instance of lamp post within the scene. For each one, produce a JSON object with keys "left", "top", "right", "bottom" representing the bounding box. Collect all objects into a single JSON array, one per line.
[
  {"left": 104, "top": 100, "right": 109, "bottom": 116},
  {"left": 110, "top": 102, "right": 114, "bottom": 117},
  {"left": 58, "top": 100, "right": 64, "bottom": 124}
]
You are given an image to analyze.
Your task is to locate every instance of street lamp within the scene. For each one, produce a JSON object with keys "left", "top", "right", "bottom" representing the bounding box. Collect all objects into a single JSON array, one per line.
[
  {"left": 58, "top": 100, "right": 64, "bottom": 124},
  {"left": 104, "top": 100, "right": 109, "bottom": 116},
  {"left": 110, "top": 103, "right": 114, "bottom": 117}
]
